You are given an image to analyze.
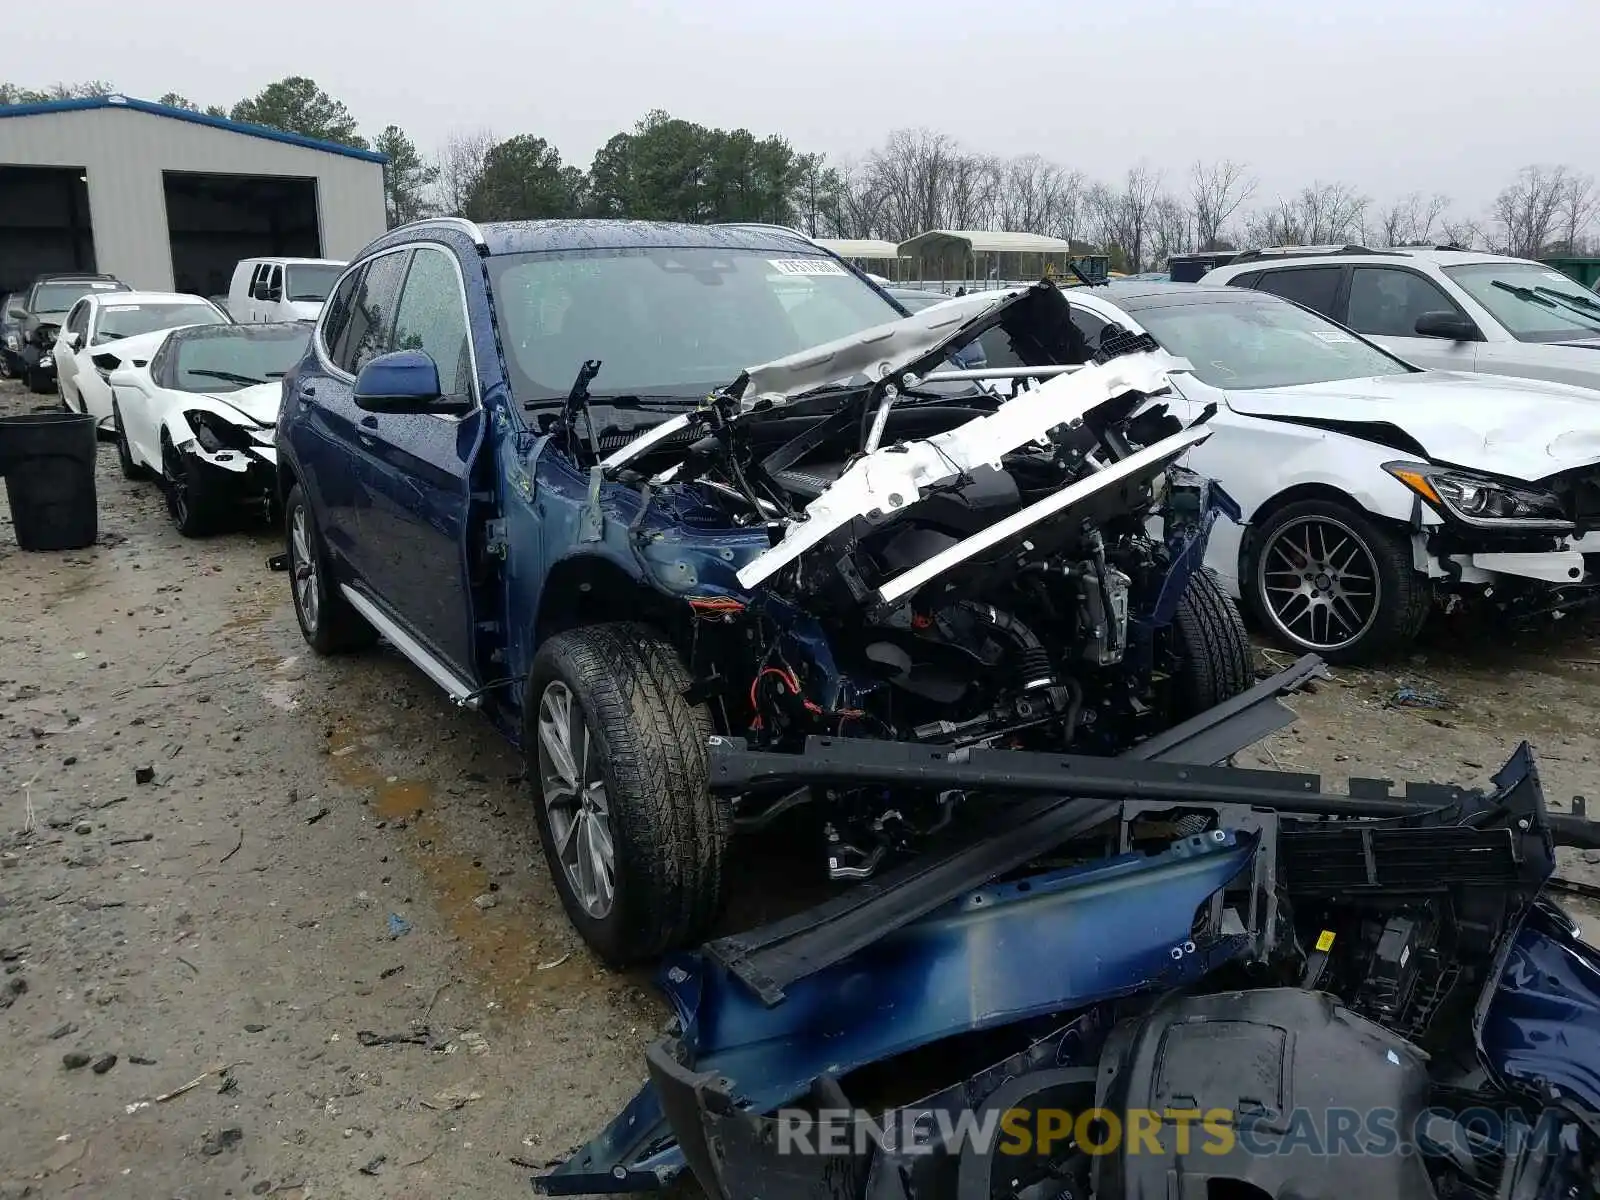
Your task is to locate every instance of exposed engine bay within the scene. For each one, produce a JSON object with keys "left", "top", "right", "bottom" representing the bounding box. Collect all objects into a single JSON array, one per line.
[{"left": 575, "top": 284, "right": 1246, "bottom": 878}]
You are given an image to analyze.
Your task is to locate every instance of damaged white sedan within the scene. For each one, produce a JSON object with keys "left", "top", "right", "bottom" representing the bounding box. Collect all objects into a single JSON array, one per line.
[
  {"left": 972, "top": 281, "right": 1600, "bottom": 660},
  {"left": 108, "top": 322, "right": 309, "bottom": 536}
]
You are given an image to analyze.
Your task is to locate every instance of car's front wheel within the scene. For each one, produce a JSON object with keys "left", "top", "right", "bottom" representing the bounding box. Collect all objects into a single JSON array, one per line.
[
  {"left": 526, "top": 622, "right": 730, "bottom": 966},
  {"left": 1245, "top": 498, "right": 1429, "bottom": 663},
  {"left": 159, "top": 431, "right": 215, "bottom": 537},
  {"left": 283, "top": 482, "right": 377, "bottom": 655},
  {"left": 1168, "top": 566, "right": 1256, "bottom": 718}
]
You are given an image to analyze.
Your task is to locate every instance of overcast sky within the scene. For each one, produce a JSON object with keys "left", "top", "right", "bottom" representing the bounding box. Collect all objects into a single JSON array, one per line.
[{"left": 20, "top": 0, "right": 1600, "bottom": 213}]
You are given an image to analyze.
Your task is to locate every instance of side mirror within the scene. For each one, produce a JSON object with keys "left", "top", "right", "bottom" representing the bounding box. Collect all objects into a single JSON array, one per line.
[
  {"left": 1414, "top": 311, "right": 1477, "bottom": 341},
  {"left": 63, "top": 331, "right": 82, "bottom": 351},
  {"left": 353, "top": 350, "right": 470, "bottom": 414},
  {"left": 107, "top": 367, "right": 140, "bottom": 388},
  {"left": 6, "top": 307, "right": 24, "bottom": 320}
]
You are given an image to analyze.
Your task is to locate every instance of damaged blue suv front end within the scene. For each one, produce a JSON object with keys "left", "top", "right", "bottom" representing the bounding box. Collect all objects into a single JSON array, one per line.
[{"left": 541, "top": 736, "right": 1600, "bottom": 1200}]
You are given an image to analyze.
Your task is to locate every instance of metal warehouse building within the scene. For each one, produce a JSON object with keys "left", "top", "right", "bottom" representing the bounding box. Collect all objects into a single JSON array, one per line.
[{"left": 0, "top": 94, "right": 386, "bottom": 298}]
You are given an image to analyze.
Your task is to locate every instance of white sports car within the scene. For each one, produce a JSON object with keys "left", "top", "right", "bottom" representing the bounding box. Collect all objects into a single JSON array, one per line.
[
  {"left": 108, "top": 322, "right": 310, "bottom": 536},
  {"left": 53, "top": 291, "right": 229, "bottom": 428},
  {"left": 969, "top": 281, "right": 1600, "bottom": 661}
]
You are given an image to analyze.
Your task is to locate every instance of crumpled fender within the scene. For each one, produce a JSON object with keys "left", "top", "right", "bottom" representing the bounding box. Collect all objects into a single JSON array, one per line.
[
  {"left": 163, "top": 395, "right": 273, "bottom": 475},
  {"left": 1478, "top": 897, "right": 1600, "bottom": 1112},
  {"left": 535, "top": 829, "right": 1257, "bottom": 1194}
]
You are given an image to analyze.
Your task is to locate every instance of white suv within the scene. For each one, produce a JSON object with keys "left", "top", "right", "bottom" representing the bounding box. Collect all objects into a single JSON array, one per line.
[{"left": 1203, "top": 245, "right": 1600, "bottom": 392}]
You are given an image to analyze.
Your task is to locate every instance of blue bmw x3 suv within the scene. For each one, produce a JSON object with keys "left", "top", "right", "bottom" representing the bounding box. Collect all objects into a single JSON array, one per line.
[{"left": 276, "top": 217, "right": 1252, "bottom": 963}]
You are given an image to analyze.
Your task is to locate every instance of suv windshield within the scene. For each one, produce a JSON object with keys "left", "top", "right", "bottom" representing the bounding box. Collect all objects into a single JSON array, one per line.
[
  {"left": 1132, "top": 296, "right": 1414, "bottom": 389},
  {"left": 1442, "top": 262, "right": 1600, "bottom": 343},
  {"left": 170, "top": 326, "right": 309, "bottom": 393},
  {"left": 488, "top": 247, "right": 902, "bottom": 402},
  {"left": 285, "top": 265, "right": 342, "bottom": 304},
  {"left": 32, "top": 280, "right": 124, "bottom": 314},
  {"left": 95, "top": 301, "right": 225, "bottom": 343}
]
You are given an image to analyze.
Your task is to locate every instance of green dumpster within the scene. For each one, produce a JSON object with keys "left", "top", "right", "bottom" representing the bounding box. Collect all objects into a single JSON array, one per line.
[{"left": 1540, "top": 257, "right": 1600, "bottom": 290}]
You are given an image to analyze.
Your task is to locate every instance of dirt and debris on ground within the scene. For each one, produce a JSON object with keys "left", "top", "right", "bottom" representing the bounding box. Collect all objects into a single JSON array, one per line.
[{"left": 3, "top": 377, "right": 1599, "bottom": 1196}]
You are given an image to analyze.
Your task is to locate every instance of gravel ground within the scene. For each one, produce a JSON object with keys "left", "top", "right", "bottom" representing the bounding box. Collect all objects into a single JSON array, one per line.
[{"left": 3, "top": 376, "right": 1599, "bottom": 1197}]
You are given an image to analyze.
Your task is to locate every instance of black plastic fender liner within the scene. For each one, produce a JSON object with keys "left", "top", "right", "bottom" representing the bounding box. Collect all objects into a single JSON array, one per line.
[{"left": 1091, "top": 988, "right": 1441, "bottom": 1200}]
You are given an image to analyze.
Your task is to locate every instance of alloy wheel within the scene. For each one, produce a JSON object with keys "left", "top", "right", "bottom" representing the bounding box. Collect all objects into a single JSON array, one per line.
[
  {"left": 163, "top": 446, "right": 191, "bottom": 528},
  {"left": 536, "top": 681, "right": 615, "bottom": 919},
  {"left": 289, "top": 505, "right": 320, "bottom": 633},
  {"left": 1257, "top": 514, "right": 1382, "bottom": 652}
]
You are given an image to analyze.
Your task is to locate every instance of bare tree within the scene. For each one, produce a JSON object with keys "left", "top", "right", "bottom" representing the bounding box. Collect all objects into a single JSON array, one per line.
[
  {"left": 1088, "top": 166, "right": 1164, "bottom": 270},
  {"left": 1492, "top": 165, "right": 1573, "bottom": 258},
  {"left": 435, "top": 128, "right": 496, "bottom": 218},
  {"left": 1243, "top": 182, "right": 1369, "bottom": 248},
  {"left": 997, "top": 155, "right": 1071, "bottom": 235},
  {"left": 1190, "top": 160, "right": 1256, "bottom": 250},
  {"left": 1556, "top": 172, "right": 1599, "bottom": 254},
  {"left": 1371, "top": 192, "right": 1450, "bottom": 246},
  {"left": 1147, "top": 193, "right": 1194, "bottom": 267},
  {"left": 1439, "top": 216, "right": 1489, "bottom": 250}
]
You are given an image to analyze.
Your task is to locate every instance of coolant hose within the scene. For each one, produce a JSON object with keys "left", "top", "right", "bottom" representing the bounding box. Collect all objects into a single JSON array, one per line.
[{"left": 951, "top": 601, "right": 1054, "bottom": 689}]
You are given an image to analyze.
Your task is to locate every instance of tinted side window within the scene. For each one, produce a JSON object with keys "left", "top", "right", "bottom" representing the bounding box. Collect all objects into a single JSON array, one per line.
[
  {"left": 331, "top": 251, "right": 408, "bottom": 376},
  {"left": 249, "top": 266, "right": 268, "bottom": 299},
  {"left": 1224, "top": 271, "right": 1260, "bottom": 288},
  {"left": 66, "top": 301, "right": 90, "bottom": 337},
  {"left": 318, "top": 266, "right": 363, "bottom": 364},
  {"left": 1069, "top": 308, "right": 1111, "bottom": 353},
  {"left": 268, "top": 265, "right": 283, "bottom": 296},
  {"left": 391, "top": 247, "right": 474, "bottom": 398},
  {"left": 1347, "top": 268, "right": 1464, "bottom": 337},
  {"left": 1253, "top": 267, "right": 1343, "bottom": 318}
]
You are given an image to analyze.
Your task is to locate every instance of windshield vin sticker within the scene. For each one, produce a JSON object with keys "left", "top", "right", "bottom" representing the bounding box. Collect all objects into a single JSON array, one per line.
[{"left": 768, "top": 259, "right": 848, "bottom": 277}]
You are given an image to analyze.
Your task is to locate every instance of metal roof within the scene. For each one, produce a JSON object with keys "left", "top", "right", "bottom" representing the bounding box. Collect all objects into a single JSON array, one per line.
[
  {"left": 898, "top": 230, "right": 1079, "bottom": 257},
  {"left": 815, "top": 238, "right": 903, "bottom": 259},
  {"left": 0, "top": 94, "right": 388, "bottom": 164}
]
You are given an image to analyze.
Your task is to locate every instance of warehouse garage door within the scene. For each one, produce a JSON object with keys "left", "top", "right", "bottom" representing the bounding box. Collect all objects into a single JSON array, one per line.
[
  {"left": 163, "top": 171, "right": 322, "bottom": 299},
  {"left": 0, "top": 165, "right": 97, "bottom": 295}
]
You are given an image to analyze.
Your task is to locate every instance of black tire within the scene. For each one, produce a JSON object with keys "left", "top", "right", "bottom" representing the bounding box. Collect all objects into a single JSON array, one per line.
[
  {"left": 112, "top": 401, "right": 143, "bottom": 480},
  {"left": 525, "top": 622, "right": 729, "bottom": 966},
  {"left": 160, "top": 431, "right": 216, "bottom": 537},
  {"left": 283, "top": 482, "right": 378, "bottom": 655},
  {"left": 1169, "top": 566, "right": 1255, "bottom": 719},
  {"left": 1244, "top": 497, "right": 1429, "bottom": 664}
]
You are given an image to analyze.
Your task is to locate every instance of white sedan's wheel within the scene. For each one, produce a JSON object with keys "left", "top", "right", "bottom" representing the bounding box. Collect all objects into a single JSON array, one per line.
[{"left": 1246, "top": 498, "right": 1430, "bottom": 663}]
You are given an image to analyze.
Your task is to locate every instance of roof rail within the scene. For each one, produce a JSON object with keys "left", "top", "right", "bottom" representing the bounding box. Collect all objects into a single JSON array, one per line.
[
  {"left": 713, "top": 222, "right": 821, "bottom": 247},
  {"left": 1226, "top": 244, "right": 1406, "bottom": 265},
  {"left": 396, "top": 215, "right": 488, "bottom": 248}
]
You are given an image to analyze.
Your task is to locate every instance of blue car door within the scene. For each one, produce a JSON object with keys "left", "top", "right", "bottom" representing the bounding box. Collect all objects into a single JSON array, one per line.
[
  {"left": 293, "top": 250, "right": 411, "bottom": 576},
  {"left": 342, "top": 243, "right": 484, "bottom": 682}
]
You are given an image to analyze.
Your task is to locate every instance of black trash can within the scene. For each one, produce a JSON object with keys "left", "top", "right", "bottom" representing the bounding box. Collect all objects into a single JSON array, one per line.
[{"left": 0, "top": 410, "right": 99, "bottom": 551}]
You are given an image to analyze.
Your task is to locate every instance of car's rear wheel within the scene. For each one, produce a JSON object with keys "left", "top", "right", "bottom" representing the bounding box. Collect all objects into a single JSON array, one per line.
[
  {"left": 112, "top": 401, "right": 143, "bottom": 480},
  {"left": 1169, "top": 566, "right": 1255, "bottom": 718},
  {"left": 1245, "top": 498, "right": 1428, "bottom": 663},
  {"left": 526, "top": 622, "right": 729, "bottom": 966},
  {"left": 284, "top": 482, "right": 377, "bottom": 655}
]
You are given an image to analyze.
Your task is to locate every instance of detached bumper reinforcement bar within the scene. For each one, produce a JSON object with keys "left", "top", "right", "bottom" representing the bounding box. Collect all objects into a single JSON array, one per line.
[{"left": 702, "top": 654, "right": 1329, "bottom": 1005}]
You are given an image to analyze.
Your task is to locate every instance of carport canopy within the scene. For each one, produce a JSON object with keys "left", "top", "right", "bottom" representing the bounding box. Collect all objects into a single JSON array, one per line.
[
  {"left": 815, "top": 238, "right": 902, "bottom": 260},
  {"left": 897, "top": 230, "right": 1080, "bottom": 285}
]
